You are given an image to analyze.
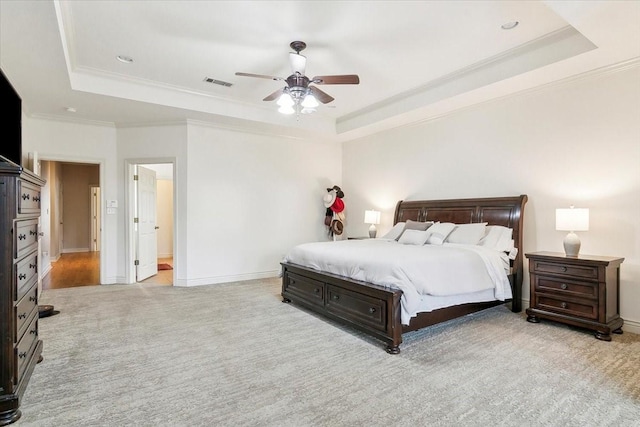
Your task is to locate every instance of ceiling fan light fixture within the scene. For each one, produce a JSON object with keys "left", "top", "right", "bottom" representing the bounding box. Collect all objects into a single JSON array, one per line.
[
  {"left": 278, "top": 105, "right": 295, "bottom": 115},
  {"left": 301, "top": 107, "right": 316, "bottom": 115},
  {"left": 301, "top": 93, "right": 319, "bottom": 108},
  {"left": 276, "top": 92, "right": 294, "bottom": 107}
]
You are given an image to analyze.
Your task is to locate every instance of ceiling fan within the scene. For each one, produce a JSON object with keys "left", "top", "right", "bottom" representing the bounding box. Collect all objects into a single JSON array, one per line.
[{"left": 235, "top": 41, "right": 360, "bottom": 115}]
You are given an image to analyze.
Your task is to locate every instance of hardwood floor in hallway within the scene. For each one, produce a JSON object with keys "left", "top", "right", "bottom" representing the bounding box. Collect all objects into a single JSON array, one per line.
[{"left": 42, "top": 253, "right": 174, "bottom": 289}]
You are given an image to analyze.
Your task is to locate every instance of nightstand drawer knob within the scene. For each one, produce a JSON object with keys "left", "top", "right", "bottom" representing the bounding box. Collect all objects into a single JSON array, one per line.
[
  {"left": 561, "top": 302, "right": 567, "bottom": 309},
  {"left": 561, "top": 283, "right": 568, "bottom": 290}
]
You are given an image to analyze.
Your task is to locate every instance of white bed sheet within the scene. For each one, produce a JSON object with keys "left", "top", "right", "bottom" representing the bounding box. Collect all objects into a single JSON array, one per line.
[{"left": 283, "top": 239, "right": 512, "bottom": 325}]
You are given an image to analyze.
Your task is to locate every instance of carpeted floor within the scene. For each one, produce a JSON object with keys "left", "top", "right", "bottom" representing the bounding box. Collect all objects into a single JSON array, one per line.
[{"left": 20, "top": 278, "right": 640, "bottom": 426}]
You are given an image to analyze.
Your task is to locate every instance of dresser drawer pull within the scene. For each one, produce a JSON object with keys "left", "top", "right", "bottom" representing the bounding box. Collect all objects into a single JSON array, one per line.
[
  {"left": 314, "top": 288, "right": 320, "bottom": 294},
  {"left": 22, "top": 193, "right": 30, "bottom": 201},
  {"left": 33, "top": 196, "right": 41, "bottom": 202},
  {"left": 332, "top": 295, "right": 340, "bottom": 301},
  {"left": 30, "top": 328, "right": 38, "bottom": 336},
  {"left": 561, "top": 302, "right": 567, "bottom": 309},
  {"left": 30, "top": 229, "right": 38, "bottom": 236},
  {"left": 29, "top": 263, "right": 37, "bottom": 269},
  {"left": 561, "top": 283, "right": 568, "bottom": 290},
  {"left": 18, "top": 352, "right": 27, "bottom": 359},
  {"left": 18, "top": 233, "right": 26, "bottom": 240},
  {"left": 561, "top": 266, "right": 567, "bottom": 272},
  {"left": 368, "top": 307, "right": 376, "bottom": 314},
  {"left": 19, "top": 273, "right": 27, "bottom": 280},
  {"left": 29, "top": 296, "right": 37, "bottom": 302},
  {"left": 18, "top": 313, "right": 27, "bottom": 319}
]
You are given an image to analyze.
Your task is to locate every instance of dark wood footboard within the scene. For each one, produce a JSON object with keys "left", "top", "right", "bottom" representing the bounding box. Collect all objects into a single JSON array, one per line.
[{"left": 282, "top": 195, "right": 527, "bottom": 353}]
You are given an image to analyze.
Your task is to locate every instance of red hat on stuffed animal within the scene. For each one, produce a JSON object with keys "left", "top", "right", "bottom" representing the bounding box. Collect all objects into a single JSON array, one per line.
[{"left": 330, "top": 197, "right": 344, "bottom": 213}]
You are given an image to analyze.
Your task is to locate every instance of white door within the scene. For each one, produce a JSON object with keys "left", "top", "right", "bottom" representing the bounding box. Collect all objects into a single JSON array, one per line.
[{"left": 136, "top": 166, "right": 158, "bottom": 281}]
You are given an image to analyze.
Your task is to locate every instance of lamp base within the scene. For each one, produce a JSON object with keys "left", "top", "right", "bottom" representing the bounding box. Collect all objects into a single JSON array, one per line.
[
  {"left": 368, "top": 224, "right": 377, "bottom": 239},
  {"left": 563, "top": 231, "right": 581, "bottom": 257}
]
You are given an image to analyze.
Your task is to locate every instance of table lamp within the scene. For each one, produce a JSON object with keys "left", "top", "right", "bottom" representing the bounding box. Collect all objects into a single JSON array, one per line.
[
  {"left": 556, "top": 206, "right": 589, "bottom": 257},
  {"left": 364, "top": 210, "right": 381, "bottom": 238}
]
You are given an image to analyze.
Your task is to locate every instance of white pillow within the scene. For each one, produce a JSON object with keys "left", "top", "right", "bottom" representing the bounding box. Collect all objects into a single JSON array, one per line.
[
  {"left": 398, "top": 229, "right": 430, "bottom": 245},
  {"left": 425, "top": 222, "right": 456, "bottom": 245},
  {"left": 379, "top": 222, "right": 405, "bottom": 240},
  {"left": 478, "top": 225, "right": 513, "bottom": 252},
  {"left": 445, "top": 222, "right": 488, "bottom": 245}
]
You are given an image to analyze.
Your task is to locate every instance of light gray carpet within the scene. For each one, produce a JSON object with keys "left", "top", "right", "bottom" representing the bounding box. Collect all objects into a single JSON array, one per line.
[{"left": 18, "top": 278, "right": 640, "bottom": 426}]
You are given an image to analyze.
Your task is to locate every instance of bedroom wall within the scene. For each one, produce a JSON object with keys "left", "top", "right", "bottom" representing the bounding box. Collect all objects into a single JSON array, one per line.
[
  {"left": 60, "top": 163, "right": 99, "bottom": 252},
  {"left": 342, "top": 64, "right": 640, "bottom": 332},
  {"left": 184, "top": 122, "right": 341, "bottom": 285}
]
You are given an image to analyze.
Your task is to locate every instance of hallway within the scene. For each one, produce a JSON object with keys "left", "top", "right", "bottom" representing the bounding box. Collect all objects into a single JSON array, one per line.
[{"left": 42, "top": 252, "right": 173, "bottom": 289}]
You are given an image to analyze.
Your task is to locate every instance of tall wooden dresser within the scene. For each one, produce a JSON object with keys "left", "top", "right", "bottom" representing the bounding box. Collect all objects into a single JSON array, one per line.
[{"left": 0, "top": 156, "right": 45, "bottom": 425}]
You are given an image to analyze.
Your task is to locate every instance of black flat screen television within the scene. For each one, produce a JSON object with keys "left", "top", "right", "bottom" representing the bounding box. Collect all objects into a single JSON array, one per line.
[{"left": 1, "top": 68, "right": 23, "bottom": 166}]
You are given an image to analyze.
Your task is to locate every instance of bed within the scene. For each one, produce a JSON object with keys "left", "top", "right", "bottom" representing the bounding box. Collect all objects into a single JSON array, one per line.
[{"left": 281, "top": 195, "right": 528, "bottom": 354}]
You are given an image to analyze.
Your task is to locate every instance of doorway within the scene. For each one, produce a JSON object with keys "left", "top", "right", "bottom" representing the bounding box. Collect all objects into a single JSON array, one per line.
[
  {"left": 40, "top": 160, "right": 102, "bottom": 290},
  {"left": 127, "top": 161, "right": 175, "bottom": 286}
]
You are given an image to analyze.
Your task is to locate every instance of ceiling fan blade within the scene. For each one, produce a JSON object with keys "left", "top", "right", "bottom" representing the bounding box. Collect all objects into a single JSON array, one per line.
[
  {"left": 309, "top": 86, "right": 334, "bottom": 104},
  {"left": 235, "top": 72, "right": 284, "bottom": 81},
  {"left": 263, "top": 88, "right": 285, "bottom": 102},
  {"left": 289, "top": 53, "right": 306, "bottom": 75},
  {"left": 311, "top": 74, "right": 360, "bottom": 85}
]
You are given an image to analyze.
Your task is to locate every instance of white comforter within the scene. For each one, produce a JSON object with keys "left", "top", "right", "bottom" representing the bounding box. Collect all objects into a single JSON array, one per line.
[{"left": 283, "top": 239, "right": 511, "bottom": 325}]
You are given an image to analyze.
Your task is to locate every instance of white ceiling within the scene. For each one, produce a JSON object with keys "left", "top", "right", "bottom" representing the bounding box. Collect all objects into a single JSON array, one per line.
[{"left": 1, "top": 1, "right": 639, "bottom": 142}]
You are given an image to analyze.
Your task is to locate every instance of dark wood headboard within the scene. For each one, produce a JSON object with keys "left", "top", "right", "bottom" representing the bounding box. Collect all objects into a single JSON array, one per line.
[{"left": 394, "top": 195, "right": 528, "bottom": 311}]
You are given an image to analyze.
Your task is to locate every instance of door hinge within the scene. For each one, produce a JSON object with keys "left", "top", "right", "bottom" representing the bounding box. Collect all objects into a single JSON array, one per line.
[
  {"left": 134, "top": 217, "right": 139, "bottom": 223},
  {"left": 133, "top": 174, "right": 139, "bottom": 181},
  {"left": 134, "top": 260, "right": 139, "bottom": 266}
]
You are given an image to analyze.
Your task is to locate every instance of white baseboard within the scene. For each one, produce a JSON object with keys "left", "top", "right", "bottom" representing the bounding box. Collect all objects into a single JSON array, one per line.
[
  {"left": 174, "top": 270, "right": 280, "bottom": 287},
  {"left": 41, "top": 263, "right": 52, "bottom": 278},
  {"left": 62, "top": 248, "right": 89, "bottom": 253}
]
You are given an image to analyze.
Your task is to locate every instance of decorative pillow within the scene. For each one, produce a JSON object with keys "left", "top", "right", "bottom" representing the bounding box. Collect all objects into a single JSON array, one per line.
[
  {"left": 404, "top": 219, "right": 434, "bottom": 231},
  {"left": 398, "top": 229, "right": 430, "bottom": 245},
  {"left": 379, "top": 222, "right": 405, "bottom": 240},
  {"left": 425, "top": 222, "right": 456, "bottom": 245},
  {"left": 445, "top": 222, "right": 488, "bottom": 245}
]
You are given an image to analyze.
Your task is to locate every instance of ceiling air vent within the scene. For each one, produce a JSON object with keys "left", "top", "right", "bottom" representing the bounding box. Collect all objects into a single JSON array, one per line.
[{"left": 203, "top": 77, "right": 232, "bottom": 87}]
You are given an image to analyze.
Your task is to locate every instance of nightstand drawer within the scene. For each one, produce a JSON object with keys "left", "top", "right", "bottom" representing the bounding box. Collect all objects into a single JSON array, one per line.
[
  {"left": 534, "top": 276, "right": 597, "bottom": 299},
  {"left": 536, "top": 295, "right": 597, "bottom": 320},
  {"left": 530, "top": 260, "right": 598, "bottom": 280}
]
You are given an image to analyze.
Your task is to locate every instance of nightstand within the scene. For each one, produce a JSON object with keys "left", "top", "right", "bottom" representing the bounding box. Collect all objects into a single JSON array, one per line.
[{"left": 525, "top": 251, "right": 624, "bottom": 341}]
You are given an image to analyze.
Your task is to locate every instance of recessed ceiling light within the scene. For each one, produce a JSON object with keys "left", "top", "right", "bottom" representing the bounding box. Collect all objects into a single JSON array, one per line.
[
  {"left": 501, "top": 21, "right": 519, "bottom": 30},
  {"left": 65, "top": 107, "right": 77, "bottom": 113},
  {"left": 116, "top": 55, "right": 133, "bottom": 63}
]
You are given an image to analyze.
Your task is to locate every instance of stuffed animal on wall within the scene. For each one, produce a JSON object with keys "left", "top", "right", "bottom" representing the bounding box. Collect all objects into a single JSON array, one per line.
[{"left": 323, "top": 185, "right": 345, "bottom": 237}]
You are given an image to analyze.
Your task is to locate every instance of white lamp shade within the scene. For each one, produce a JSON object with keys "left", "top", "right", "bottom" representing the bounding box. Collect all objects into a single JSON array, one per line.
[
  {"left": 276, "top": 93, "right": 294, "bottom": 107},
  {"left": 301, "top": 93, "right": 319, "bottom": 108},
  {"left": 556, "top": 208, "right": 589, "bottom": 231},
  {"left": 364, "top": 210, "right": 381, "bottom": 225}
]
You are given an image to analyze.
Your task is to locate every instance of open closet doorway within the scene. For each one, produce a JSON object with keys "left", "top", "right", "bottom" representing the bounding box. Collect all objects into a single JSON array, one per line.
[
  {"left": 132, "top": 162, "right": 175, "bottom": 286},
  {"left": 39, "top": 160, "right": 102, "bottom": 290}
]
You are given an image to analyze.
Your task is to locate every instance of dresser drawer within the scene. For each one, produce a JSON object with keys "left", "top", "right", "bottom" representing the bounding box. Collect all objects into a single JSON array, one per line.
[
  {"left": 536, "top": 295, "right": 597, "bottom": 320},
  {"left": 530, "top": 260, "right": 598, "bottom": 280},
  {"left": 284, "top": 272, "right": 324, "bottom": 307},
  {"left": 15, "top": 252, "right": 38, "bottom": 301},
  {"left": 14, "top": 218, "right": 39, "bottom": 260},
  {"left": 534, "top": 276, "right": 597, "bottom": 300},
  {"left": 17, "top": 179, "right": 41, "bottom": 215},
  {"left": 15, "top": 314, "right": 39, "bottom": 384},
  {"left": 16, "top": 284, "right": 38, "bottom": 342},
  {"left": 326, "top": 284, "right": 386, "bottom": 332}
]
